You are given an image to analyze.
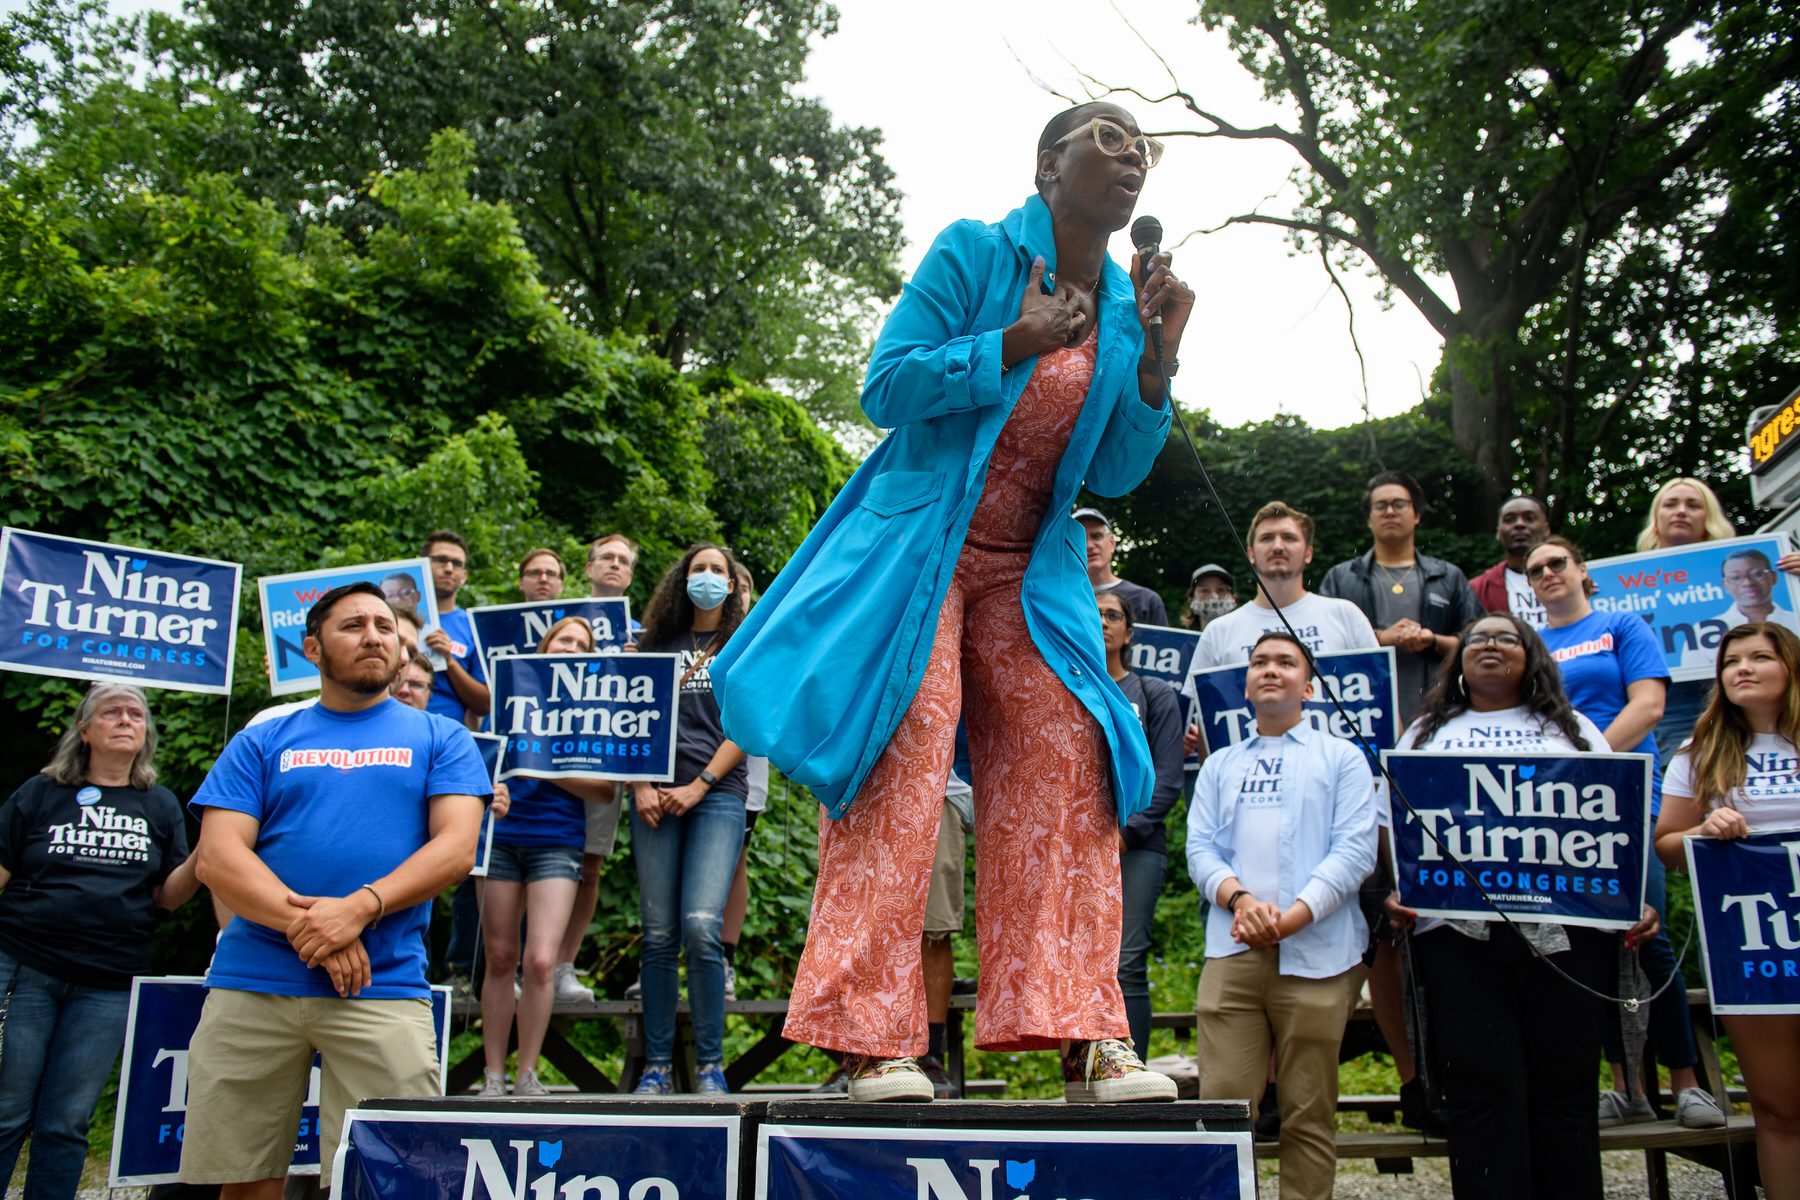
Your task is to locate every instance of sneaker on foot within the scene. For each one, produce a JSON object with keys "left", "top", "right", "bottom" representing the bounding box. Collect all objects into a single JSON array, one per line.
[
  {"left": 696, "top": 1063, "right": 729, "bottom": 1096},
  {"left": 917, "top": 1053, "right": 958, "bottom": 1100},
  {"left": 515, "top": 1069, "right": 550, "bottom": 1098},
  {"left": 624, "top": 976, "right": 643, "bottom": 1000},
  {"left": 1676, "top": 1087, "right": 1726, "bottom": 1129},
  {"left": 633, "top": 1064, "right": 674, "bottom": 1095},
  {"left": 1597, "top": 1089, "right": 1656, "bottom": 1127},
  {"left": 723, "top": 963, "right": 738, "bottom": 1001},
  {"left": 1062, "top": 1038, "right": 1178, "bottom": 1103},
  {"left": 553, "top": 962, "right": 594, "bottom": 1003},
  {"left": 478, "top": 1069, "right": 506, "bottom": 1098},
  {"left": 844, "top": 1055, "right": 934, "bottom": 1103}
]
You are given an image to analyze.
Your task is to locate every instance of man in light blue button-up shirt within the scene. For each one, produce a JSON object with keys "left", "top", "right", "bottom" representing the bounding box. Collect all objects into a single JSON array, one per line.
[{"left": 1187, "top": 630, "right": 1377, "bottom": 1200}]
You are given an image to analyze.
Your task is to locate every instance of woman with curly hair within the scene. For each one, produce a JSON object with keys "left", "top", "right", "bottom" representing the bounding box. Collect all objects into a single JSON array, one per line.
[
  {"left": 1384, "top": 613, "right": 1650, "bottom": 1200},
  {"left": 629, "top": 543, "right": 748, "bottom": 1095},
  {"left": 1657, "top": 622, "right": 1800, "bottom": 1199}
]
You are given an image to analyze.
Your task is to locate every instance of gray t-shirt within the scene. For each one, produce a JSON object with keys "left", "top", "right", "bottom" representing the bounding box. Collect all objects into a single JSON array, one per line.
[{"left": 1371, "top": 564, "right": 1427, "bottom": 722}]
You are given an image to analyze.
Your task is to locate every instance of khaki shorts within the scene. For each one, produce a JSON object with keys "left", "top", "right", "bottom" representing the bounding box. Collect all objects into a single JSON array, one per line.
[
  {"left": 585, "top": 797, "right": 622, "bottom": 857},
  {"left": 923, "top": 800, "right": 967, "bottom": 936},
  {"left": 179, "top": 989, "right": 438, "bottom": 1188}
]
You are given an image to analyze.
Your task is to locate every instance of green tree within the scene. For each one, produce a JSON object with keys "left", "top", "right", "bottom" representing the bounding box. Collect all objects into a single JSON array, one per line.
[{"left": 1110, "top": 0, "right": 1800, "bottom": 525}]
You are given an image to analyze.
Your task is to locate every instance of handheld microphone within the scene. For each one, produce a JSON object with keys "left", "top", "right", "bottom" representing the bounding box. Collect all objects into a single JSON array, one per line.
[{"left": 1130, "top": 214, "right": 1165, "bottom": 359}]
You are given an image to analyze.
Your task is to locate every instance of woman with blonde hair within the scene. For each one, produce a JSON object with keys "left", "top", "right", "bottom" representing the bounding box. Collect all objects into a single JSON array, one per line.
[
  {"left": 1634, "top": 478, "right": 1738, "bottom": 552},
  {"left": 1657, "top": 621, "right": 1800, "bottom": 1199}
]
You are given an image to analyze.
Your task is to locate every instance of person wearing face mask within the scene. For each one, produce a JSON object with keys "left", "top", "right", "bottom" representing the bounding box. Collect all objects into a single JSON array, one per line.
[
  {"left": 1181, "top": 563, "right": 1238, "bottom": 631},
  {"left": 627, "top": 543, "right": 749, "bottom": 1096}
]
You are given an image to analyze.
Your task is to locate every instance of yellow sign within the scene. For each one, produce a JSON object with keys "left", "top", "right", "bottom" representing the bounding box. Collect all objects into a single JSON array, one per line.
[{"left": 1751, "top": 386, "right": 1800, "bottom": 475}]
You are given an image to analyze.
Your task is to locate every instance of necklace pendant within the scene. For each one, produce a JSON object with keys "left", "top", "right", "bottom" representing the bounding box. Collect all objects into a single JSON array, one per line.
[{"left": 1391, "top": 582, "right": 1405, "bottom": 594}]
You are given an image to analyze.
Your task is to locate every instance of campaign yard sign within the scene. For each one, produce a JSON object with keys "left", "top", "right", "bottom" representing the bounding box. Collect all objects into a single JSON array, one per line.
[
  {"left": 469, "top": 732, "right": 504, "bottom": 877},
  {"left": 1686, "top": 829, "right": 1800, "bottom": 1014},
  {"left": 755, "top": 1125, "right": 1254, "bottom": 1200},
  {"left": 1129, "top": 623, "right": 1203, "bottom": 770},
  {"left": 1384, "top": 751, "right": 1651, "bottom": 930},
  {"left": 257, "top": 559, "right": 440, "bottom": 695},
  {"left": 469, "top": 598, "right": 632, "bottom": 669},
  {"left": 333, "top": 1108, "right": 740, "bottom": 1200},
  {"left": 1587, "top": 533, "right": 1800, "bottom": 682},
  {"left": 110, "top": 979, "right": 451, "bottom": 1187},
  {"left": 490, "top": 653, "right": 678, "bottom": 783},
  {"left": 0, "top": 528, "right": 240, "bottom": 694},
  {"left": 1189, "top": 647, "right": 1399, "bottom": 774}
]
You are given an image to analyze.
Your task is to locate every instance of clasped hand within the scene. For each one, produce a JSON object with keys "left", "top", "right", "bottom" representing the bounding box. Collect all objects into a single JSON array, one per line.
[
  {"left": 633, "top": 779, "right": 707, "bottom": 830},
  {"left": 1231, "top": 897, "right": 1283, "bottom": 949}
]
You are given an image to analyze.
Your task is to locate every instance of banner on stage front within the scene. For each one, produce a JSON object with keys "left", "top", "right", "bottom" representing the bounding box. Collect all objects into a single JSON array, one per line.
[
  {"left": 1384, "top": 751, "right": 1651, "bottom": 929},
  {"left": 469, "top": 598, "right": 632, "bottom": 669},
  {"left": 333, "top": 1108, "right": 740, "bottom": 1200},
  {"left": 258, "top": 559, "right": 441, "bottom": 695},
  {"left": 0, "top": 528, "right": 240, "bottom": 694},
  {"left": 469, "top": 732, "right": 504, "bottom": 877},
  {"left": 491, "top": 653, "right": 678, "bottom": 782},
  {"left": 1190, "top": 647, "right": 1398, "bottom": 774},
  {"left": 110, "top": 978, "right": 450, "bottom": 1188},
  {"left": 1686, "top": 828, "right": 1800, "bottom": 1014},
  {"left": 1587, "top": 533, "right": 1800, "bottom": 682},
  {"left": 755, "top": 1124, "right": 1255, "bottom": 1200}
]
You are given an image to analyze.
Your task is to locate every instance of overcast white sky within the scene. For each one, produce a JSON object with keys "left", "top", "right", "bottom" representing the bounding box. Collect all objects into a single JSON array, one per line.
[{"left": 49, "top": 0, "right": 1450, "bottom": 430}]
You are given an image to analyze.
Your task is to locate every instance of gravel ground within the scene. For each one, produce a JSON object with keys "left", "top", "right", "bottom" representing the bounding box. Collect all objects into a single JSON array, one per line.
[{"left": 1303, "top": 1152, "right": 1741, "bottom": 1198}]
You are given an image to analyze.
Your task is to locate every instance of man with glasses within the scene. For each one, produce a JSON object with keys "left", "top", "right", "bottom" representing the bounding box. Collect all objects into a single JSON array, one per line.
[
  {"left": 390, "top": 651, "right": 435, "bottom": 711},
  {"left": 1718, "top": 548, "right": 1800, "bottom": 631},
  {"left": 585, "top": 533, "right": 637, "bottom": 601},
  {"left": 420, "top": 530, "right": 489, "bottom": 729},
  {"left": 1318, "top": 470, "right": 1482, "bottom": 725},
  {"left": 517, "top": 548, "right": 567, "bottom": 602}
]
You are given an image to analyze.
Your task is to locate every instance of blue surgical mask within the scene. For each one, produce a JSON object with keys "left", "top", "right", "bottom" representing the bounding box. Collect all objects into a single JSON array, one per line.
[{"left": 687, "top": 572, "right": 731, "bottom": 611}]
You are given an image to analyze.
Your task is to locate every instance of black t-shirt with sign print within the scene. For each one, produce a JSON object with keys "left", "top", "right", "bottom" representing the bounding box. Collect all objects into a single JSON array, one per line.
[
  {"left": 0, "top": 774, "right": 188, "bottom": 989},
  {"left": 638, "top": 631, "right": 748, "bottom": 799}
]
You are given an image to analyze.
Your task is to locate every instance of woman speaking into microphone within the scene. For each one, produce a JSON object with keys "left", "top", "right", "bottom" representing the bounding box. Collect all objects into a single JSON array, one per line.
[{"left": 714, "top": 102, "right": 1194, "bottom": 1103}]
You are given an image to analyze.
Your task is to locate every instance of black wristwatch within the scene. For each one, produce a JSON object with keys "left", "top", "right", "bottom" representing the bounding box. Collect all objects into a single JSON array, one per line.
[
  {"left": 1140, "top": 356, "right": 1179, "bottom": 378},
  {"left": 698, "top": 769, "right": 719, "bottom": 789}
]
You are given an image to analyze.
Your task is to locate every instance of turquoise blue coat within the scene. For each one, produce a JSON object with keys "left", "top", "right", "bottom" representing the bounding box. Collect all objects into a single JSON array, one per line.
[{"left": 711, "top": 195, "right": 1173, "bottom": 823}]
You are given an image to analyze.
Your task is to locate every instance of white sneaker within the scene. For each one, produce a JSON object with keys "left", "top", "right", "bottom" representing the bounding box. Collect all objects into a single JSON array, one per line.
[
  {"left": 515, "top": 1069, "right": 550, "bottom": 1097},
  {"left": 478, "top": 1069, "right": 506, "bottom": 1098},
  {"left": 553, "top": 962, "right": 594, "bottom": 1003},
  {"left": 723, "top": 963, "right": 738, "bottom": 1000}
]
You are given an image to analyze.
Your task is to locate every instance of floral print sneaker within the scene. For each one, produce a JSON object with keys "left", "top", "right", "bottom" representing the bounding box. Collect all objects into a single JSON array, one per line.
[
  {"left": 1062, "top": 1038, "right": 1178, "bottom": 1103},
  {"left": 844, "top": 1054, "right": 935, "bottom": 1102}
]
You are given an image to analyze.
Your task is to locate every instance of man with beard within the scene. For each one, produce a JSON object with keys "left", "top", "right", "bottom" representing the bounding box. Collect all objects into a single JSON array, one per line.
[
  {"left": 180, "top": 584, "right": 489, "bottom": 1199},
  {"left": 1469, "top": 495, "right": 1553, "bottom": 628},
  {"left": 1189, "top": 501, "right": 1377, "bottom": 673}
]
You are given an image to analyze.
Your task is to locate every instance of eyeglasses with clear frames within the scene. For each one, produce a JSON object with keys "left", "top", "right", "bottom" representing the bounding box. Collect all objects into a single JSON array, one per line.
[
  {"left": 1053, "top": 118, "right": 1163, "bottom": 169},
  {"left": 1465, "top": 631, "right": 1524, "bottom": 649},
  {"left": 521, "top": 568, "right": 563, "bottom": 581}
]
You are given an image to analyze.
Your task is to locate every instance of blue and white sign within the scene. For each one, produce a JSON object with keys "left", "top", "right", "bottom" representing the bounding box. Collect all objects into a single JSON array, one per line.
[
  {"left": 0, "top": 528, "right": 240, "bottom": 694},
  {"left": 1686, "top": 828, "right": 1800, "bottom": 1014},
  {"left": 491, "top": 653, "right": 678, "bottom": 783},
  {"left": 755, "top": 1125, "right": 1253, "bottom": 1200},
  {"left": 469, "top": 733, "right": 504, "bottom": 877},
  {"left": 334, "top": 1108, "right": 740, "bottom": 1200},
  {"left": 109, "top": 978, "right": 451, "bottom": 1187},
  {"left": 1129, "top": 623, "right": 1204, "bottom": 771},
  {"left": 1384, "top": 751, "right": 1652, "bottom": 930},
  {"left": 469, "top": 598, "right": 632, "bottom": 670},
  {"left": 1588, "top": 533, "right": 1800, "bottom": 682},
  {"left": 257, "top": 559, "right": 441, "bottom": 696},
  {"left": 1190, "top": 648, "right": 1399, "bottom": 774}
]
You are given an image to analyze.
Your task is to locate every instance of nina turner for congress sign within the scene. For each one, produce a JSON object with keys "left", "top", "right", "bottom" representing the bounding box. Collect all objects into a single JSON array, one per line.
[
  {"left": 491, "top": 653, "right": 678, "bottom": 783},
  {"left": 0, "top": 528, "right": 241, "bottom": 695},
  {"left": 1384, "top": 750, "right": 1651, "bottom": 930},
  {"left": 1686, "top": 828, "right": 1800, "bottom": 1014}
]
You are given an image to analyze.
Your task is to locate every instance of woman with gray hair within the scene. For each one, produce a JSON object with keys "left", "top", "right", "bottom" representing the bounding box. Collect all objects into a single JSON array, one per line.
[{"left": 0, "top": 682, "right": 199, "bottom": 1199}]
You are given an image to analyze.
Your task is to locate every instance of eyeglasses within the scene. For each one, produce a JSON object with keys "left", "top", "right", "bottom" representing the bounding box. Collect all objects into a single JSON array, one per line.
[
  {"left": 1526, "top": 555, "right": 1572, "bottom": 581},
  {"left": 1465, "top": 631, "right": 1524, "bottom": 649},
  {"left": 521, "top": 568, "right": 563, "bottom": 581},
  {"left": 1053, "top": 118, "right": 1163, "bottom": 169},
  {"left": 392, "top": 678, "right": 427, "bottom": 695},
  {"left": 429, "top": 555, "right": 467, "bottom": 571},
  {"left": 1371, "top": 498, "right": 1413, "bottom": 515},
  {"left": 1099, "top": 609, "right": 1129, "bottom": 624},
  {"left": 1725, "top": 569, "right": 1778, "bottom": 585}
]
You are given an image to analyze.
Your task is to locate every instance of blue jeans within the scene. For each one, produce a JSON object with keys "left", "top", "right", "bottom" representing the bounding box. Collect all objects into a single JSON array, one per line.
[
  {"left": 631, "top": 790, "right": 745, "bottom": 1066},
  {"left": 0, "top": 952, "right": 130, "bottom": 1200},
  {"left": 1654, "top": 679, "right": 1708, "bottom": 764},
  {"left": 1605, "top": 856, "right": 1698, "bottom": 1074},
  {"left": 1118, "top": 848, "right": 1166, "bottom": 1061}
]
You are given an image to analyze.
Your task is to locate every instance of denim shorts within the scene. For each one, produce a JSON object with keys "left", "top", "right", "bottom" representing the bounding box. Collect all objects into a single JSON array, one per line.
[{"left": 485, "top": 842, "right": 584, "bottom": 884}]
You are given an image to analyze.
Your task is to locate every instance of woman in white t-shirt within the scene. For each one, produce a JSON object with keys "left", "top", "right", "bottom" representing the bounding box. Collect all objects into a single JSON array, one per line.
[
  {"left": 1384, "top": 613, "right": 1642, "bottom": 1200},
  {"left": 1657, "top": 621, "right": 1800, "bottom": 1199}
]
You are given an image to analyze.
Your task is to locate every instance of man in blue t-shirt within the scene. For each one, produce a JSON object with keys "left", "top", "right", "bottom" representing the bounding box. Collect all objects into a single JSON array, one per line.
[
  {"left": 179, "top": 583, "right": 490, "bottom": 1197},
  {"left": 421, "top": 529, "right": 490, "bottom": 728}
]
